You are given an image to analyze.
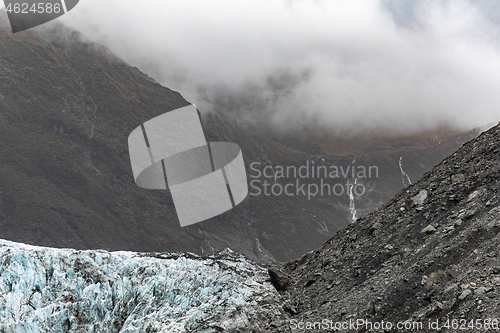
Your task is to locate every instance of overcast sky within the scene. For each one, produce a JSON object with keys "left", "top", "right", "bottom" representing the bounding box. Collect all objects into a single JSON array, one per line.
[{"left": 3, "top": 0, "right": 499, "bottom": 133}]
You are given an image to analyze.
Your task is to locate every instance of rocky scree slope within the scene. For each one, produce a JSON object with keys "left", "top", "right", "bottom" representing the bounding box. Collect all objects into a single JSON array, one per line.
[{"left": 276, "top": 123, "right": 500, "bottom": 331}]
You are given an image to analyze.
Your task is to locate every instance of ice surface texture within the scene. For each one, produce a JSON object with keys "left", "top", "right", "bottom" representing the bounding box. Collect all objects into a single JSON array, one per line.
[{"left": 0, "top": 240, "right": 284, "bottom": 332}]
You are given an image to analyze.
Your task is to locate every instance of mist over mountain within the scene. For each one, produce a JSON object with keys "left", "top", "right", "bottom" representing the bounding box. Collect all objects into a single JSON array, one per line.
[
  {"left": 47, "top": 0, "right": 500, "bottom": 134},
  {"left": 0, "top": 12, "right": 485, "bottom": 264}
]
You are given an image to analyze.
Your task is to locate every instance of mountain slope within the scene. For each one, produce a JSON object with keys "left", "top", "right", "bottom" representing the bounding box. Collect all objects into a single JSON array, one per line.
[
  {"left": 0, "top": 12, "right": 483, "bottom": 263},
  {"left": 0, "top": 19, "right": 193, "bottom": 252},
  {"left": 277, "top": 123, "right": 500, "bottom": 331}
]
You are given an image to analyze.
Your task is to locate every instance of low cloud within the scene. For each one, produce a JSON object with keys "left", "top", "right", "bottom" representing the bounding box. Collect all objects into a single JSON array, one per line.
[{"left": 46, "top": 0, "right": 500, "bottom": 133}]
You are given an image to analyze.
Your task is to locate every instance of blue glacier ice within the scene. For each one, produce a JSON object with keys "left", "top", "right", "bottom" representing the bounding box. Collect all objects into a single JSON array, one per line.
[{"left": 0, "top": 239, "right": 286, "bottom": 332}]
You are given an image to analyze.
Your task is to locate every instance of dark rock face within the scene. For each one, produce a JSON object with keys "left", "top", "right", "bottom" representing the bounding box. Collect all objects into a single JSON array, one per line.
[
  {"left": 275, "top": 124, "right": 500, "bottom": 331},
  {"left": 268, "top": 268, "right": 290, "bottom": 291}
]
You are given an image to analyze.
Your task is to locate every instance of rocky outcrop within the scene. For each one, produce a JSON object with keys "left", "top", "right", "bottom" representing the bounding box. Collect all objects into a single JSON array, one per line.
[{"left": 268, "top": 269, "right": 290, "bottom": 291}]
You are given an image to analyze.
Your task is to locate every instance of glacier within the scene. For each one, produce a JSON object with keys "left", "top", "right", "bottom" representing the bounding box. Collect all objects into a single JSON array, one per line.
[{"left": 0, "top": 239, "right": 286, "bottom": 332}]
